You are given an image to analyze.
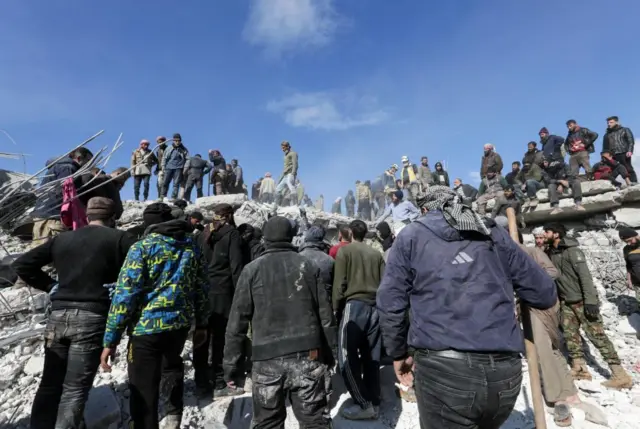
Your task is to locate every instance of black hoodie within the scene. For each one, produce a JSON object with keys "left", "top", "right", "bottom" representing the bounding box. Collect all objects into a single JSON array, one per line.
[{"left": 205, "top": 223, "right": 244, "bottom": 315}]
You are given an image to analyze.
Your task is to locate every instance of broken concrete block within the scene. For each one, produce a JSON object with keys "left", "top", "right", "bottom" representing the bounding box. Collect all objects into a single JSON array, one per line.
[
  {"left": 84, "top": 385, "right": 121, "bottom": 429},
  {"left": 23, "top": 355, "right": 44, "bottom": 375},
  {"left": 195, "top": 194, "right": 248, "bottom": 211},
  {"left": 535, "top": 180, "right": 616, "bottom": 203},
  {"left": 613, "top": 205, "right": 640, "bottom": 228},
  {"left": 620, "top": 184, "right": 640, "bottom": 203},
  {"left": 523, "top": 191, "right": 623, "bottom": 224}
]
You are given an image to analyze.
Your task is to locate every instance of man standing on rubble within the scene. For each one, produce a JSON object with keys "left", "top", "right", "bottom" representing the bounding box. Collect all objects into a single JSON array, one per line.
[
  {"left": 603, "top": 116, "right": 637, "bottom": 184},
  {"left": 194, "top": 204, "right": 245, "bottom": 398},
  {"left": 332, "top": 197, "right": 342, "bottom": 214},
  {"left": 259, "top": 172, "right": 275, "bottom": 203},
  {"left": 620, "top": 227, "right": 640, "bottom": 309},
  {"left": 417, "top": 156, "right": 433, "bottom": 190},
  {"left": 131, "top": 139, "right": 158, "bottom": 201},
  {"left": 378, "top": 186, "right": 558, "bottom": 429},
  {"left": 208, "top": 149, "right": 227, "bottom": 195},
  {"left": 224, "top": 216, "right": 337, "bottom": 429},
  {"left": 31, "top": 148, "right": 94, "bottom": 244},
  {"left": 345, "top": 189, "right": 356, "bottom": 217},
  {"left": 544, "top": 223, "right": 633, "bottom": 389},
  {"left": 155, "top": 136, "right": 168, "bottom": 198},
  {"left": 431, "top": 162, "right": 450, "bottom": 186},
  {"left": 400, "top": 156, "right": 420, "bottom": 205},
  {"left": 333, "top": 220, "right": 386, "bottom": 420},
  {"left": 101, "top": 202, "right": 210, "bottom": 429},
  {"left": 231, "top": 159, "right": 244, "bottom": 193},
  {"left": 14, "top": 197, "right": 136, "bottom": 429},
  {"left": 275, "top": 141, "right": 299, "bottom": 206},
  {"left": 566, "top": 119, "right": 598, "bottom": 176},
  {"left": 183, "top": 154, "right": 212, "bottom": 202},
  {"left": 161, "top": 133, "right": 189, "bottom": 200},
  {"left": 480, "top": 143, "right": 503, "bottom": 178},
  {"left": 356, "top": 180, "right": 373, "bottom": 221},
  {"left": 540, "top": 127, "right": 565, "bottom": 164}
]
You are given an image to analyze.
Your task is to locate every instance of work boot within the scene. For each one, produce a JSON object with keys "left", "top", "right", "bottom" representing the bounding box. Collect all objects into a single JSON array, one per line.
[
  {"left": 570, "top": 359, "right": 592, "bottom": 381},
  {"left": 550, "top": 206, "right": 563, "bottom": 215},
  {"left": 601, "top": 365, "right": 633, "bottom": 390},
  {"left": 341, "top": 404, "right": 379, "bottom": 420}
]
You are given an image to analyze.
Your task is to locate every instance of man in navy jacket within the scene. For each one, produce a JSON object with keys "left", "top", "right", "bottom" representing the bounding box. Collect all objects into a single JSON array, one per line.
[{"left": 377, "top": 186, "right": 557, "bottom": 429}]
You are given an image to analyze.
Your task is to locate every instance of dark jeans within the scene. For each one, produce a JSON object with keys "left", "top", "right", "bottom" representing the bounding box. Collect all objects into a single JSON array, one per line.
[
  {"left": 338, "top": 299, "right": 381, "bottom": 408},
  {"left": 414, "top": 350, "right": 522, "bottom": 429},
  {"left": 614, "top": 153, "right": 638, "bottom": 183},
  {"left": 548, "top": 178, "right": 582, "bottom": 206},
  {"left": 133, "top": 175, "right": 151, "bottom": 200},
  {"left": 525, "top": 179, "right": 544, "bottom": 198},
  {"left": 358, "top": 200, "right": 372, "bottom": 221},
  {"left": 346, "top": 205, "right": 355, "bottom": 217},
  {"left": 127, "top": 329, "right": 189, "bottom": 429},
  {"left": 193, "top": 312, "right": 228, "bottom": 390},
  {"left": 162, "top": 168, "right": 184, "bottom": 199},
  {"left": 184, "top": 175, "right": 204, "bottom": 201},
  {"left": 252, "top": 355, "right": 331, "bottom": 429},
  {"left": 31, "top": 309, "right": 105, "bottom": 429}
]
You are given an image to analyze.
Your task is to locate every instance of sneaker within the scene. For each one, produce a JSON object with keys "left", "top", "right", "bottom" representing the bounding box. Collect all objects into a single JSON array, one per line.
[
  {"left": 550, "top": 207, "right": 563, "bottom": 215},
  {"left": 341, "top": 404, "right": 379, "bottom": 420},
  {"left": 214, "top": 385, "right": 244, "bottom": 398}
]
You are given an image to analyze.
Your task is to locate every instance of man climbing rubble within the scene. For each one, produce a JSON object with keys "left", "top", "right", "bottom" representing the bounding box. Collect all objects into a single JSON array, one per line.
[
  {"left": 223, "top": 216, "right": 337, "bottom": 429},
  {"left": 31, "top": 147, "right": 94, "bottom": 245},
  {"left": 208, "top": 149, "right": 227, "bottom": 195},
  {"left": 603, "top": 115, "right": 637, "bottom": 184},
  {"left": 378, "top": 186, "right": 557, "bottom": 429},
  {"left": 544, "top": 223, "right": 633, "bottom": 389},
  {"left": 475, "top": 166, "right": 508, "bottom": 216},
  {"left": 479, "top": 143, "right": 503, "bottom": 178},
  {"left": 333, "top": 220, "right": 386, "bottom": 420},
  {"left": 592, "top": 150, "right": 631, "bottom": 189},
  {"left": 275, "top": 141, "right": 299, "bottom": 206},
  {"left": 620, "top": 227, "right": 640, "bottom": 310},
  {"left": 161, "top": 133, "right": 189, "bottom": 200},
  {"left": 100, "top": 202, "right": 210, "bottom": 429},
  {"left": 565, "top": 119, "right": 598, "bottom": 176},
  {"left": 375, "top": 189, "right": 420, "bottom": 226},
  {"left": 13, "top": 197, "right": 136, "bottom": 429},
  {"left": 131, "top": 139, "right": 158, "bottom": 201},
  {"left": 194, "top": 204, "right": 245, "bottom": 398},
  {"left": 541, "top": 157, "right": 584, "bottom": 215},
  {"left": 345, "top": 189, "right": 356, "bottom": 217},
  {"left": 356, "top": 180, "right": 373, "bottom": 221},
  {"left": 400, "top": 155, "right": 420, "bottom": 205},
  {"left": 183, "top": 154, "right": 212, "bottom": 201}
]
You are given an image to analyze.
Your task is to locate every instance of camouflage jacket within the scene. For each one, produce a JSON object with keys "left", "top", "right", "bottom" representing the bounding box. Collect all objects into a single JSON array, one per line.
[{"left": 103, "top": 220, "right": 210, "bottom": 347}]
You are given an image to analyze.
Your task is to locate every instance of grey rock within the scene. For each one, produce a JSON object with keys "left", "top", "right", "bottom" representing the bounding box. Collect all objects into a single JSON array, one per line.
[
  {"left": 195, "top": 194, "right": 248, "bottom": 211},
  {"left": 620, "top": 184, "right": 640, "bottom": 203},
  {"left": 23, "top": 355, "right": 44, "bottom": 375},
  {"left": 84, "top": 385, "right": 121, "bottom": 429},
  {"left": 612, "top": 205, "right": 640, "bottom": 228}
]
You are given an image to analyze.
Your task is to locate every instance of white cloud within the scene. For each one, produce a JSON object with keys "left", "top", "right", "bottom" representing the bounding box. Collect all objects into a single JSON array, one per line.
[
  {"left": 243, "top": 0, "right": 340, "bottom": 55},
  {"left": 267, "top": 91, "right": 388, "bottom": 131}
]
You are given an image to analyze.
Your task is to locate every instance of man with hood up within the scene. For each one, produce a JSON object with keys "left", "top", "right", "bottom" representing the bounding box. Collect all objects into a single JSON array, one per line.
[
  {"left": 208, "top": 149, "right": 227, "bottom": 195},
  {"left": 400, "top": 156, "right": 420, "bottom": 205},
  {"left": 237, "top": 223, "right": 265, "bottom": 265},
  {"left": 161, "top": 133, "right": 189, "bottom": 200},
  {"left": 479, "top": 144, "right": 504, "bottom": 178},
  {"left": 332, "top": 197, "right": 342, "bottom": 214},
  {"left": 544, "top": 223, "right": 632, "bottom": 389},
  {"left": 131, "top": 139, "right": 158, "bottom": 201},
  {"left": 194, "top": 204, "right": 245, "bottom": 398},
  {"left": 100, "top": 202, "right": 210, "bottom": 429},
  {"left": 345, "top": 190, "right": 356, "bottom": 217},
  {"left": 417, "top": 156, "right": 433, "bottom": 190},
  {"left": 378, "top": 186, "right": 557, "bottom": 429},
  {"left": 183, "top": 154, "right": 212, "bottom": 202},
  {"left": 299, "top": 225, "right": 334, "bottom": 296},
  {"left": 431, "top": 162, "right": 450, "bottom": 186},
  {"left": 224, "top": 216, "right": 337, "bottom": 429}
]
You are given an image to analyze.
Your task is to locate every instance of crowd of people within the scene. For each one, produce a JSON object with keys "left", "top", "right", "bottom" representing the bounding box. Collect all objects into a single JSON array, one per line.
[{"left": 6, "top": 114, "right": 639, "bottom": 429}]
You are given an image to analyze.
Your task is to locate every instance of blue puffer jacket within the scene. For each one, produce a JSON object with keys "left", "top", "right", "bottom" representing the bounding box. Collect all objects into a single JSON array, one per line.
[
  {"left": 377, "top": 211, "right": 557, "bottom": 359},
  {"left": 31, "top": 158, "right": 80, "bottom": 219}
]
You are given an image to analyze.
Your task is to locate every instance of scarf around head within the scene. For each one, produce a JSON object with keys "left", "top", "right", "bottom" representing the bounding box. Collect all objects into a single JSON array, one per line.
[{"left": 418, "top": 185, "right": 490, "bottom": 236}]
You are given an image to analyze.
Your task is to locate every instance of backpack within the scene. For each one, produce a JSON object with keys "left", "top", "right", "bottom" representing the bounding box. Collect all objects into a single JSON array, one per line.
[{"left": 60, "top": 177, "right": 88, "bottom": 230}]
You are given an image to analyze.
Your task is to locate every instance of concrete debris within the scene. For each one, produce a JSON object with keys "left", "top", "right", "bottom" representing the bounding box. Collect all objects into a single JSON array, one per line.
[
  {"left": 23, "top": 356, "right": 44, "bottom": 376},
  {"left": 195, "top": 194, "right": 248, "bottom": 211},
  {"left": 535, "top": 180, "right": 617, "bottom": 203},
  {"left": 612, "top": 205, "right": 640, "bottom": 228}
]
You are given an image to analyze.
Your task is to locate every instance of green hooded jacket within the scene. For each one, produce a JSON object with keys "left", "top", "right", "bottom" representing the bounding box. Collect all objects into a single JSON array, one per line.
[{"left": 547, "top": 237, "right": 598, "bottom": 306}]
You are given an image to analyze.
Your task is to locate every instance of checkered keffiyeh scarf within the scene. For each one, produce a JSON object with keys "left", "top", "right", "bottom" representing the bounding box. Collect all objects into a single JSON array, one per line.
[{"left": 418, "top": 186, "right": 490, "bottom": 236}]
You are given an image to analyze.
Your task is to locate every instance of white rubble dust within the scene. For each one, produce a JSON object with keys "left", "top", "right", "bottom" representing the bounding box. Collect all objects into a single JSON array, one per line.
[{"left": 1, "top": 197, "right": 639, "bottom": 428}]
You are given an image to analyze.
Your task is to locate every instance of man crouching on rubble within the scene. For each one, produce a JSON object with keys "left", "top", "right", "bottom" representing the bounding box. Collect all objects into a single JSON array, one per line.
[
  {"left": 13, "top": 197, "right": 136, "bottom": 429},
  {"left": 100, "top": 203, "right": 210, "bottom": 429},
  {"left": 224, "top": 216, "right": 337, "bottom": 429}
]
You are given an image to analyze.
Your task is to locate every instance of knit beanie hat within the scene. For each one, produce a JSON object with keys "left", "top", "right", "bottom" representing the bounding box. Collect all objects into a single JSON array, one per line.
[
  {"left": 539, "top": 127, "right": 549, "bottom": 135},
  {"left": 305, "top": 225, "right": 326, "bottom": 243},
  {"left": 173, "top": 133, "right": 182, "bottom": 140},
  {"left": 393, "top": 190, "right": 404, "bottom": 200},
  {"left": 143, "top": 203, "right": 173, "bottom": 226},
  {"left": 86, "top": 197, "right": 116, "bottom": 220},
  {"left": 618, "top": 226, "right": 638, "bottom": 240},
  {"left": 263, "top": 216, "right": 294, "bottom": 243}
]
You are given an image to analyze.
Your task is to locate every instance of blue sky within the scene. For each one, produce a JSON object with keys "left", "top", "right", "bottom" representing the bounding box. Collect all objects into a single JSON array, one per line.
[{"left": 1, "top": 0, "right": 639, "bottom": 208}]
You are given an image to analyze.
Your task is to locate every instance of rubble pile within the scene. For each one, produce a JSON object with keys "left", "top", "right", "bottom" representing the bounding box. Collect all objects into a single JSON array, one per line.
[{"left": 1, "top": 196, "right": 640, "bottom": 428}]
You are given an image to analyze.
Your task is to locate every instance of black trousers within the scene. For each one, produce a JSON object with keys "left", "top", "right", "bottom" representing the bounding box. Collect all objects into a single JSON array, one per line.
[
  {"left": 614, "top": 153, "right": 638, "bottom": 183},
  {"left": 127, "top": 329, "right": 189, "bottom": 429},
  {"left": 133, "top": 175, "right": 151, "bottom": 200},
  {"left": 31, "top": 309, "right": 105, "bottom": 429},
  {"left": 193, "top": 312, "right": 228, "bottom": 390},
  {"left": 184, "top": 175, "right": 204, "bottom": 201},
  {"left": 252, "top": 356, "right": 332, "bottom": 429},
  {"left": 414, "top": 350, "right": 522, "bottom": 429}
]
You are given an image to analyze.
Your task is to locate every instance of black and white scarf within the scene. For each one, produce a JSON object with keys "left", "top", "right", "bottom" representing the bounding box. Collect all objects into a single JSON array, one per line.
[{"left": 417, "top": 186, "right": 490, "bottom": 236}]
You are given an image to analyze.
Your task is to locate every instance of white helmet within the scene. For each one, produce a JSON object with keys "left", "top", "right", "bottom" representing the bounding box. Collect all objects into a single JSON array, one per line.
[{"left": 401, "top": 155, "right": 409, "bottom": 163}]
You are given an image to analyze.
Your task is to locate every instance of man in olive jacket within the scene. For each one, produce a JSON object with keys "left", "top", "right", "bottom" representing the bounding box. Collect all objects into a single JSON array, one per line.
[{"left": 544, "top": 223, "right": 631, "bottom": 389}]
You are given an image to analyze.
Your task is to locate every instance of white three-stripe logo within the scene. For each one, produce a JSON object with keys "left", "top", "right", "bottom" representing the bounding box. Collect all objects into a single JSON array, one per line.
[{"left": 452, "top": 251, "right": 474, "bottom": 264}]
